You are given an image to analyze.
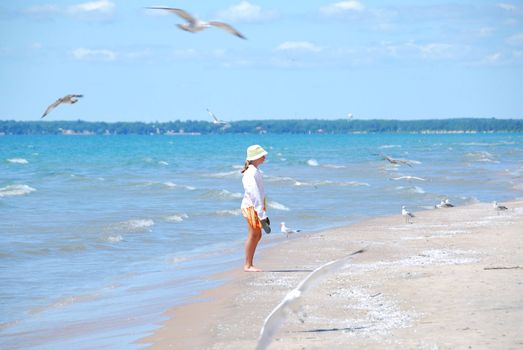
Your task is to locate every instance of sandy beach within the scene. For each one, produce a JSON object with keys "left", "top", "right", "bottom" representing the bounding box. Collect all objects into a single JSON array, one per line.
[{"left": 140, "top": 200, "right": 523, "bottom": 350}]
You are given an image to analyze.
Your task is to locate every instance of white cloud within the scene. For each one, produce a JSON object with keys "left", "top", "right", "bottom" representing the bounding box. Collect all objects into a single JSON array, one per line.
[
  {"left": 72, "top": 48, "right": 117, "bottom": 61},
  {"left": 67, "top": 0, "right": 115, "bottom": 14},
  {"left": 23, "top": 4, "right": 61, "bottom": 16},
  {"left": 216, "top": 1, "right": 277, "bottom": 22},
  {"left": 276, "top": 41, "right": 323, "bottom": 53},
  {"left": 497, "top": 3, "right": 517, "bottom": 11},
  {"left": 478, "top": 27, "right": 495, "bottom": 37},
  {"left": 321, "top": 1, "right": 365, "bottom": 15},
  {"left": 484, "top": 52, "right": 502, "bottom": 63},
  {"left": 507, "top": 32, "right": 523, "bottom": 46},
  {"left": 419, "top": 43, "right": 455, "bottom": 59}
]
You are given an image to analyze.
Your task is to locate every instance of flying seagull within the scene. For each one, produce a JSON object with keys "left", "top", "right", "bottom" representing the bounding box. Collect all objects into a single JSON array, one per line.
[
  {"left": 402, "top": 205, "right": 415, "bottom": 223},
  {"left": 207, "top": 108, "right": 228, "bottom": 125},
  {"left": 256, "top": 248, "right": 365, "bottom": 350},
  {"left": 280, "top": 222, "right": 301, "bottom": 237},
  {"left": 41, "top": 94, "right": 83, "bottom": 118},
  {"left": 146, "top": 7, "right": 247, "bottom": 39},
  {"left": 383, "top": 155, "right": 414, "bottom": 167}
]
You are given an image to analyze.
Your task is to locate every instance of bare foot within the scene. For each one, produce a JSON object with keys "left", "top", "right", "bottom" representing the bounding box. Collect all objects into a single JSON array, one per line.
[{"left": 244, "top": 266, "right": 263, "bottom": 272}]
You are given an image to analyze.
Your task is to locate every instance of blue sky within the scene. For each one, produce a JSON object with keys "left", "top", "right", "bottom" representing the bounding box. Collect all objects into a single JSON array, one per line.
[{"left": 1, "top": 0, "right": 522, "bottom": 122}]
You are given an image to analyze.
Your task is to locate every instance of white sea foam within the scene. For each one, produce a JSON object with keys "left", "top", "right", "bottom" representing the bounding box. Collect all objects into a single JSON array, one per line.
[
  {"left": 207, "top": 170, "right": 241, "bottom": 178},
  {"left": 165, "top": 213, "right": 189, "bottom": 222},
  {"left": 307, "top": 159, "right": 319, "bottom": 167},
  {"left": 215, "top": 209, "right": 242, "bottom": 216},
  {"left": 323, "top": 164, "right": 346, "bottom": 169},
  {"left": 7, "top": 158, "right": 29, "bottom": 164},
  {"left": 0, "top": 184, "right": 36, "bottom": 197},
  {"left": 163, "top": 182, "right": 196, "bottom": 191},
  {"left": 267, "top": 201, "right": 290, "bottom": 211},
  {"left": 205, "top": 189, "right": 243, "bottom": 200},
  {"left": 158, "top": 161, "right": 169, "bottom": 166},
  {"left": 395, "top": 186, "right": 425, "bottom": 194},
  {"left": 105, "top": 235, "right": 123, "bottom": 243},
  {"left": 110, "top": 219, "right": 155, "bottom": 233},
  {"left": 379, "top": 144, "right": 402, "bottom": 149}
]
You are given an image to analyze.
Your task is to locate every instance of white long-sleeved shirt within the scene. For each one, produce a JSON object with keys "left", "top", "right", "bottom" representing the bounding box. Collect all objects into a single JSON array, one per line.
[{"left": 241, "top": 164, "right": 267, "bottom": 220}]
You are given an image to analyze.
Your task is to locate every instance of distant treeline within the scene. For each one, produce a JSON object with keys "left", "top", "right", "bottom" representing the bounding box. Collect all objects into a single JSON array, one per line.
[{"left": 1, "top": 118, "right": 522, "bottom": 135}]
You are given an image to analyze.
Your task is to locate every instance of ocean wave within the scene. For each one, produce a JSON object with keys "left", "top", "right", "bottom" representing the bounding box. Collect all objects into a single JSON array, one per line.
[
  {"left": 7, "top": 158, "right": 29, "bottom": 164},
  {"left": 307, "top": 159, "right": 319, "bottom": 167},
  {"left": 267, "top": 201, "right": 290, "bottom": 211},
  {"left": 214, "top": 209, "right": 242, "bottom": 216},
  {"left": 158, "top": 161, "right": 169, "bottom": 166},
  {"left": 379, "top": 145, "right": 402, "bottom": 149},
  {"left": 265, "top": 175, "right": 298, "bottom": 184},
  {"left": 163, "top": 182, "right": 196, "bottom": 191},
  {"left": 395, "top": 186, "right": 425, "bottom": 194},
  {"left": 0, "top": 184, "right": 36, "bottom": 197},
  {"left": 103, "top": 235, "right": 124, "bottom": 243},
  {"left": 165, "top": 213, "right": 189, "bottom": 222},
  {"left": 465, "top": 151, "right": 498, "bottom": 163},
  {"left": 202, "top": 189, "right": 243, "bottom": 200},
  {"left": 206, "top": 170, "right": 242, "bottom": 178},
  {"left": 323, "top": 164, "right": 346, "bottom": 169},
  {"left": 109, "top": 219, "right": 155, "bottom": 233},
  {"left": 294, "top": 180, "right": 369, "bottom": 187}
]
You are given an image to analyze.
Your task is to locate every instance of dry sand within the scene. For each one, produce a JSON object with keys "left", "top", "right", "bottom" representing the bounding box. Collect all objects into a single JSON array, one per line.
[{"left": 140, "top": 200, "right": 523, "bottom": 349}]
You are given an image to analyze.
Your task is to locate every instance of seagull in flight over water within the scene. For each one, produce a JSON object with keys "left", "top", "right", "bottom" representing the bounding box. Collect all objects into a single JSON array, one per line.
[
  {"left": 256, "top": 248, "right": 366, "bottom": 350},
  {"left": 207, "top": 108, "right": 228, "bottom": 125},
  {"left": 146, "top": 7, "right": 247, "bottom": 39},
  {"left": 41, "top": 94, "right": 83, "bottom": 118}
]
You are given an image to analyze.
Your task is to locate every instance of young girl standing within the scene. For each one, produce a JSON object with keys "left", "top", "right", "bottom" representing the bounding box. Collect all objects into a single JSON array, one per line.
[{"left": 241, "top": 145, "right": 271, "bottom": 272}]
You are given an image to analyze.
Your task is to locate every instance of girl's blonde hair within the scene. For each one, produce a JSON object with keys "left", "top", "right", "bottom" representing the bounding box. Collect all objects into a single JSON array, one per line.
[{"left": 241, "top": 160, "right": 252, "bottom": 173}]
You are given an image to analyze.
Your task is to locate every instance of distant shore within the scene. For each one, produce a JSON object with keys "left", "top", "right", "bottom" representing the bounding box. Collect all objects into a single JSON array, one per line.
[
  {"left": 1, "top": 118, "right": 522, "bottom": 135},
  {"left": 139, "top": 199, "right": 523, "bottom": 349}
]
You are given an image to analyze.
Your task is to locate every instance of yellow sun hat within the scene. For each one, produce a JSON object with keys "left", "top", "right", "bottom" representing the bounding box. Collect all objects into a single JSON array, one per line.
[{"left": 246, "top": 144, "right": 268, "bottom": 161}]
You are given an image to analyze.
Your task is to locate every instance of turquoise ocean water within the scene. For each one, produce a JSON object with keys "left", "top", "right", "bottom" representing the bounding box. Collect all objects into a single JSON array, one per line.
[{"left": 1, "top": 133, "right": 522, "bottom": 349}]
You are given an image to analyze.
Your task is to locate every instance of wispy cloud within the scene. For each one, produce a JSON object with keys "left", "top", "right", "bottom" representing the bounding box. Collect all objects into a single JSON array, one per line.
[
  {"left": 320, "top": 1, "right": 365, "bottom": 16},
  {"left": 216, "top": 1, "right": 277, "bottom": 22},
  {"left": 507, "top": 32, "right": 523, "bottom": 46},
  {"left": 276, "top": 41, "right": 323, "bottom": 53},
  {"left": 484, "top": 52, "right": 503, "bottom": 64},
  {"left": 497, "top": 3, "right": 517, "bottom": 12},
  {"left": 72, "top": 48, "right": 117, "bottom": 61},
  {"left": 22, "top": 0, "right": 115, "bottom": 20},
  {"left": 67, "top": 0, "right": 115, "bottom": 15}
]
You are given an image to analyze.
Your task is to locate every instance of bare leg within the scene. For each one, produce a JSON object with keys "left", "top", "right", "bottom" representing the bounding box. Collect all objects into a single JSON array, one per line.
[{"left": 244, "top": 224, "right": 262, "bottom": 272}]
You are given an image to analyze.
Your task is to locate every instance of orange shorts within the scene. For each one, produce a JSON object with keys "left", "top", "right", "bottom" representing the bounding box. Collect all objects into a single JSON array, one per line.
[{"left": 242, "top": 207, "right": 262, "bottom": 229}]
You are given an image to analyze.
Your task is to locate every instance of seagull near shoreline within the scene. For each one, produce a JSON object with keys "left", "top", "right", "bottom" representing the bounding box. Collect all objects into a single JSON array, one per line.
[
  {"left": 146, "top": 7, "right": 247, "bottom": 39},
  {"left": 493, "top": 201, "right": 508, "bottom": 213},
  {"left": 207, "top": 108, "right": 228, "bottom": 125},
  {"left": 256, "top": 248, "right": 366, "bottom": 350},
  {"left": 402, "top": 205, "right": 415, "bottom": 223},
  {"left": 436, "top": 198, "right": 454, "bottom": 208},
  {"left": 280, "top": 222, "right": 301, "bottom": 237},
  {"left": 41, "top": 94, "right": 83, "bottom": 118}
]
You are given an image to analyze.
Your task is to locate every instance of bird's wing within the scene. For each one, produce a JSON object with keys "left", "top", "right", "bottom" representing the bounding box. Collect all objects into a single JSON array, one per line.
[
  {"left": 256, "top": 294, "right": 297, "bottom": 350},
  {"left": 41, "top": 97, "right": 65, "bottom": 118},
  {"left": 208, "top": 21, "right": 246, "bottom": 39},
  {"left": 296, "top": 248, "right": 365, "bottom": 294},
  {"left": 207, "top": 108, "right": 220, "bottom": 122},
  {"left": 147, "top": 7, "right": 196, "bottom": 25}
]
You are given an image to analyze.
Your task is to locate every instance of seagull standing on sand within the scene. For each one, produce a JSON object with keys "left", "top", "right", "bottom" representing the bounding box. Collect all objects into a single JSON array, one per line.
[
  {"left": 41, "top": 94, "right": 83, "bottom": 118},
  {"left": 436, "top": 198, "right": 454, "bottom": 208},
  {"left": 146, "top": 7, "right": 247, "bottom": 39},
  {"left": 402, "top": 205, "right": 415, "bottom": 223},
  {"left": 493, "top": 201, "right": 508, "bottom": 214},
  {"left": 280, "top": 222, "right": 301, "bottom": 237},
  {"left": 256, "top": 248, "right": 365, "bottom": 350}
]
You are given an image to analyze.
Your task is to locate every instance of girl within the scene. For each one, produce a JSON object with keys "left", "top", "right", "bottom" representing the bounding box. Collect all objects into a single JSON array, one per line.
[{"left": 241, "top": 145, "right": 270, "bottom": 272}]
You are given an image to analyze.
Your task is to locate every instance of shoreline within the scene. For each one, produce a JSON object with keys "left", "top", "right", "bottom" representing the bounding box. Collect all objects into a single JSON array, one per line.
[{"left": 139, "top": 200, "right": 523, "bottom": 349}]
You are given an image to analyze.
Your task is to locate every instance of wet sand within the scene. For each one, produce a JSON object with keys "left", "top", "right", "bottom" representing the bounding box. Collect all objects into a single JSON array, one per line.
[{"left": 140, "top": 200, "right": 523, "bottom": 349}]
